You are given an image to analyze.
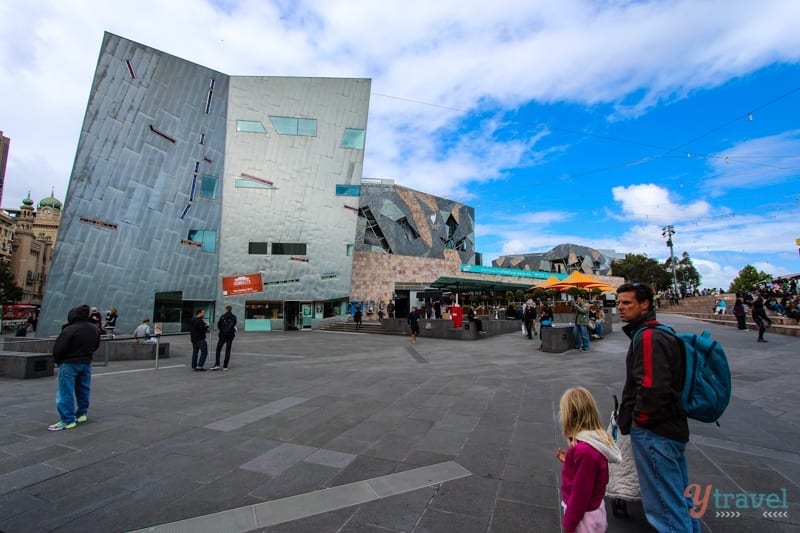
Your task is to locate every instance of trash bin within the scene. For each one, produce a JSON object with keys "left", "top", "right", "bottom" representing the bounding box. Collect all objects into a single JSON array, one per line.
[{"left": 451, "top": 305, "right": 463, "bottom": 328}]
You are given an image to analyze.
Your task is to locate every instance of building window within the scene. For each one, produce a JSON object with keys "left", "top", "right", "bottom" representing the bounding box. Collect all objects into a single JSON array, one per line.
[
  {"left": 200, "top": 175, "right": 218, "bottom": 199},
  {"left": 236, "top": 173, "right": 274, "bottom": 189},
  {"left": 336, "top": 184, "right": 361, "bottom": 196},
  {"left": 341, "top": 128, "right": 365, "bottom": 149},
  {"left": 346, "top": 244, "right": 354, "bottom": 256},
  {"left": 272, "top": 243, "right": 306, "bottom": 255},
  {"left": 248, "top": 242, "right": 269, "bottom": 255},
  {"left": 269, "top": 116, "right": 317, "bottom": 136},
  {"left": 236, "top": 120, "right": 267, "bottom": 133},
  {"left": 187, "top": 230, "right": 216, "bottom": 253},
  {"left": 397, "top": 217, "right": 419, "bottom": 241}
]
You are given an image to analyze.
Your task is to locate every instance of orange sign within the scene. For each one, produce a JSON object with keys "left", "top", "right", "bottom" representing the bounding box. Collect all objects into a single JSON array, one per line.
[{"left": 221, "top": 273, "right": 263, "bottom": 296}]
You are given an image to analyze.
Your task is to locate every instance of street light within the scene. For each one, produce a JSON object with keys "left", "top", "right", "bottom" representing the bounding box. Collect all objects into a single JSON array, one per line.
[{"left": 662, "top": 225, "right": 680, "bottom": 298}]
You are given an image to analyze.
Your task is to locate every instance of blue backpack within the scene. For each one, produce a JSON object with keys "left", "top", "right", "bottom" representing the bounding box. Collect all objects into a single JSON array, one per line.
[{"left": 634, "top": 323, "right": 731, "bottom": 423}]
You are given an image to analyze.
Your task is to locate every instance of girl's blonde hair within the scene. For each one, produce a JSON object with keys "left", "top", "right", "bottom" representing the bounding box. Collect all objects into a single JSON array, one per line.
[{"left": 559, "top": 387, "right": 615, "bottom": 447}]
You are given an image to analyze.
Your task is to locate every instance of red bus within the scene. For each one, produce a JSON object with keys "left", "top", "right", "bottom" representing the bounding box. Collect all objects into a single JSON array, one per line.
[{"left": 3, "top": 304, "right": 37, "bottom": 329}]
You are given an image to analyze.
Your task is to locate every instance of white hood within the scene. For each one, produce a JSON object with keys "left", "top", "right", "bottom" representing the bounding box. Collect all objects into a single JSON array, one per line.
[{"left": 575, "top": 430, "right": 622, "bottom": 464}]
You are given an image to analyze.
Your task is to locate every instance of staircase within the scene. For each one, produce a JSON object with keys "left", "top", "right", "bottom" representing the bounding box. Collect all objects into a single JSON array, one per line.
[
  {"left": 658, "top": 295, "right": 800, "bottom": 337},
  {"left": 319, "top": 320, "right": 396, "bottom": 335}
]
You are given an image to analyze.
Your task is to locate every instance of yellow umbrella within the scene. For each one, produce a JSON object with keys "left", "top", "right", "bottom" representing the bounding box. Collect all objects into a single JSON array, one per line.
[
  {"left": 558, "top": 271, "right": 605, "bottom": 288},
  {"left": 583, "top": 282, "right": 617, "bottom": 292},
  {"left": 532, "top": 275, "right": 566, "bottom": 291}
]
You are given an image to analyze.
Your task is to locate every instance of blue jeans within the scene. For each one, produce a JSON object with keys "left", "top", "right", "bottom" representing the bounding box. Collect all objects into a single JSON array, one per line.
[
  {"left": 191, "top": 339, "right": 208, "bottom": 369},
  {"left": 56, "top": 362, "right": 92, "bottom": 424},
  {"left": 573, "top": 324, "right": 589, "bottom": 350},
  {"left": 630, "top": 427, "right": 700, "bottom": 533}
]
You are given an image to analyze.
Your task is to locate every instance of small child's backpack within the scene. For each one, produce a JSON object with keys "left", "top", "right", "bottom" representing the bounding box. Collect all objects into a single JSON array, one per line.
[{"left": 634, "top": 323, "right": 731, "bottom": 423}]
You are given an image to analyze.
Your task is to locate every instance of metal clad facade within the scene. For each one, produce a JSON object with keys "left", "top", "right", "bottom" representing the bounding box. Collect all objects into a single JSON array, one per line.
[
  {"left": 219, "top": 76, "right": 370, "bottom": 303},
  {"left": 39, "top": 33, "right": 229, "bottom": 336},
  {"left": 39, "top": 33, "right": 371, "bottom": 336}
]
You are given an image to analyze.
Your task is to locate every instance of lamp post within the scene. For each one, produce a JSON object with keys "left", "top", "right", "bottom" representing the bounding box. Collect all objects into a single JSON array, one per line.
[{"left": 662, "top": 225, "right": 680, "bottom": 298}]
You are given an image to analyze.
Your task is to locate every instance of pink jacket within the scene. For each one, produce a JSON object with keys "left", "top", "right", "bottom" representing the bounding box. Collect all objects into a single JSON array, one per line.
[{"left": 560, "top": 432, "right": 620, "bottom": 531}]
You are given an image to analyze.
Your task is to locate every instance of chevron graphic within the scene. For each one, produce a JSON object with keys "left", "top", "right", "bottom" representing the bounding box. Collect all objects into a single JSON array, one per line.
[
  {"left": 762, "top": 511, "right": 789, "bottom": 518},
  {"left": 714, "top": 511, "right": 741, "bottom": 518}
]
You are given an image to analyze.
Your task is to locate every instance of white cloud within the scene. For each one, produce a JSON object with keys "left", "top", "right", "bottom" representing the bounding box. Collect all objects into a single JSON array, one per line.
[
  {"left": 702, "top": 130, "right": 800, "bottom": 192},
  {"left": 611, "top": 184, "right": 711, "bottom": 224}
]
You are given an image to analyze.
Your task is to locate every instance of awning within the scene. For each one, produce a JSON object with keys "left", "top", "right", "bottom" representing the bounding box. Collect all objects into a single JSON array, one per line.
[{"left": 428, "top": 276, "right": 534, "bottom": 293}]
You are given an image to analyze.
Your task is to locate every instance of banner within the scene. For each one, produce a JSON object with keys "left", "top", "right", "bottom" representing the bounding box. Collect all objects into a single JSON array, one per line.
[{"left": 222, "top": 273, "right": 264, "bottom": 296}]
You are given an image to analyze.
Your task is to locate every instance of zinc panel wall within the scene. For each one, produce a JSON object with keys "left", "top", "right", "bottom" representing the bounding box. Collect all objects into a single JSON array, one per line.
[
  {"left": 218, "top": 76, "right": 371, "bottom": 303},
  {"left": 38, "top": 33, "right": 229, "bottom": 336}
]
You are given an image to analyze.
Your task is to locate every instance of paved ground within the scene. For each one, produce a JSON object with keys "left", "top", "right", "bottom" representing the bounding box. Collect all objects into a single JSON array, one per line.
[{"left": 1, "top": 314, "right": 798, "bottom": 533}]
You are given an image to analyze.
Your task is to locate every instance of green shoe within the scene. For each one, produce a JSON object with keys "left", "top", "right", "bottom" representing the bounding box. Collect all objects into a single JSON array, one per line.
[
  {"left": 48, "top": 421, "right": 77, "bottom": 431},
  {"left": 76, "top": 414, "right": 88, "bottom": 423}
]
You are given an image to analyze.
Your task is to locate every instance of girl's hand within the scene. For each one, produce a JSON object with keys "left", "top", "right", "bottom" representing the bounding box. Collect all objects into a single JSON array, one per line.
[{"left": 556, "top": 448, "right": 566, "bottom": 463}]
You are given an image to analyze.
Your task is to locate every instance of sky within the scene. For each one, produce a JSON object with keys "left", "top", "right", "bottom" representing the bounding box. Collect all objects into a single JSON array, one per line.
[{"left": 1, "top": 0, "right": 799, "bottom": 290}]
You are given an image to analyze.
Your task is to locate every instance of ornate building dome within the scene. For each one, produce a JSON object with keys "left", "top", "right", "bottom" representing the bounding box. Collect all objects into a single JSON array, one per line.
[{"left": 38, "top": 188, "right": 63, "bottom": 210}]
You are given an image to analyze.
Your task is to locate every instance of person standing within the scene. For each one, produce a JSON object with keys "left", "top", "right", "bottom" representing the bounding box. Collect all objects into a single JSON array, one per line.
[
  {"left": 573, "top": 296, "right": 590, "bottom": 351},
  {"left": 190, "top": 309, "right": 210, "bottom": 371},
  {"left": 353, "top": 306, "right": 363, "bottom": 330},
  {"left": 407, "top": 306, "right": 421, "bottom": 344},
  {"left": 556, "top": 387, "right": 621, "bottom": 532},
  {"left": 752, "top": 294, "right": 771, "bottom": 342},
  {"left": 616, "top": 282, "right": 700, "bottom": 532},
  {"left": 523, "top": 301, "right": 536, "bottom": 339},
  {"left": 48, "top": 304, "right": 101, "bottom": 431},
  {"left": 733, "top": 298, "right": 747, "bottom": 330},
  {"left": 89, "top": 307, "right": 105, "bottom": 335},
  {"left": 213, "top": 305, "right": 237, "bottom": 370},
  {"left": 387, "top": 301, "right": 395, "bottom": 318}
]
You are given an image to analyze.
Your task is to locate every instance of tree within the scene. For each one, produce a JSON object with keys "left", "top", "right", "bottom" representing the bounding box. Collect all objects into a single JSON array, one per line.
[
  {"left": 729, "top": 265, "right": 771, "bottom": 293},
  {"left": 666, "top": 251, "right": 701, "bottom": 294},
  {"left": 611, "top": 253, "right": 672, "bottom": 291},
  {"left": 0, "top": 261, "right": 23, "bottom": 306}
]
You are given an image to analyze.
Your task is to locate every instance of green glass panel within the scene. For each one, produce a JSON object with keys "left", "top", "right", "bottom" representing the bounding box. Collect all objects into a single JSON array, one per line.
[
  {"left": 236, "top": 120, "right": 266, "bottom": 133},
  {"left": 341, "top": 128, "right": 365, "bottom": 149}
]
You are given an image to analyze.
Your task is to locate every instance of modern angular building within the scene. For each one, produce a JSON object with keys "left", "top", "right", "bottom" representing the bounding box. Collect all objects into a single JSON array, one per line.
[{"left": 38, "top": 33, "right": 370, "bottom": 336}]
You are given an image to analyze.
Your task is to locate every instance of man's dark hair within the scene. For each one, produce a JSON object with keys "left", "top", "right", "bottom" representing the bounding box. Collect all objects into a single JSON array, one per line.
[{"left": 617, "top": 282, "right": 655, "bottom": 311}]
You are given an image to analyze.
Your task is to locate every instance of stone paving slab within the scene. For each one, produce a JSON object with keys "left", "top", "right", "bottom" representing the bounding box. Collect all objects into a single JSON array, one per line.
[{"left": 0, "top": 315, "right": 799, "bottom": 532}]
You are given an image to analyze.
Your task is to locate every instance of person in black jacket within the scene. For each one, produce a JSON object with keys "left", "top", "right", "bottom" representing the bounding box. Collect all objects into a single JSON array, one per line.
[
  {"left": 616, "top": 282, "right": 698, "bottom": 532},
  {"left": 213, "top": 305, "right": 237, "bottom": 370},
  {"left": 48, "top": 304, "right": 101, "bottom": 431},
  {"left": 190, "top": 308, "right": 210, "bottom": 371}
]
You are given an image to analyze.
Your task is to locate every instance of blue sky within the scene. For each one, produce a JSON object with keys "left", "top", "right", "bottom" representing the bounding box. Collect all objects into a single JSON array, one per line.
[{"left": 1, "top": 0, "right": 799, "bottom": 289}]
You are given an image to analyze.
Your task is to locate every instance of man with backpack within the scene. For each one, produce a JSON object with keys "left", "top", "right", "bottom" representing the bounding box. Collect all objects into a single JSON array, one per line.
[
  {"left": 212, "top": 305, "right": 237, "bottom": 371},
  {"left": 616, "top": 282, "right": 700, "bottom": 533}
]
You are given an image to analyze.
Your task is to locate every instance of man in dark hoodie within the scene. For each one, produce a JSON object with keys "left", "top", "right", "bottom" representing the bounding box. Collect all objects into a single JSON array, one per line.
[
  {"left": 616, "top": 282, "right": 699, "bottom": 532},
  {"left": 49, "top": 304, "right": 101, "bottom": 431}
]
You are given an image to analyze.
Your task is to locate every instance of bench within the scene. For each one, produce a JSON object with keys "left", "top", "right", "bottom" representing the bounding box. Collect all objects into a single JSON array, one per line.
[
  {"left": 0, "top": 351, "right": 54, "bottom": 379},
  {"left": 2, "top": 337, "right": 170, "bottom": 361}
]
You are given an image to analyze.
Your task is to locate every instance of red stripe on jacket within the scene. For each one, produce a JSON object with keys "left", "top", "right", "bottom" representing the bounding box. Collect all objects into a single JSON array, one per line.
[{"left": 637, "top": 327, "right": 654, "bottom": 425}]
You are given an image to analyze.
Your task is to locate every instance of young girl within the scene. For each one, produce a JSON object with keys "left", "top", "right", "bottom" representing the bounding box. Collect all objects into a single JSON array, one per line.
[{"left": 556, "top": 387, "right": 621, "bottom": 532}]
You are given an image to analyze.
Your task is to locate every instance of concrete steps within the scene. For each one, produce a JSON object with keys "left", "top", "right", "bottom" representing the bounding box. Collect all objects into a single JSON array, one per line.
[
  {"left": 319, "top": 321, "right": 396, "bottom": 335},
  {"left": 658, "top": 295, "right": 800, "bottom": 337}
]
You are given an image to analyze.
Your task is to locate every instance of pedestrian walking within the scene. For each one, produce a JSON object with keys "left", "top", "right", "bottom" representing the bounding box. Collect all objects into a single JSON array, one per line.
[
  {"left": 752, "top": 294, "right": 771, "bottom": 342},
  {"left": 190, "top": 309, "right": 210, "bottom": 371},
  {"left": 407, "top": 306, "right": 421, "bottom": 344},
  {"left": 48, "top": 305, "right": 101, "bottom": 431}
]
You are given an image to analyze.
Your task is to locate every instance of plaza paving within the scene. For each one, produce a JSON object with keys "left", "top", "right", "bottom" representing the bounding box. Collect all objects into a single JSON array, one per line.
[{"left": 1, "top": 314, "right": 798, "bottom": 532}]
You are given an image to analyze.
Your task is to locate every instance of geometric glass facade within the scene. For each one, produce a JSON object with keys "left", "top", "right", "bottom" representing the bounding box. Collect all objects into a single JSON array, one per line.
[{"left": 38, "top": 32, "right": 370, "bottom": 336}]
